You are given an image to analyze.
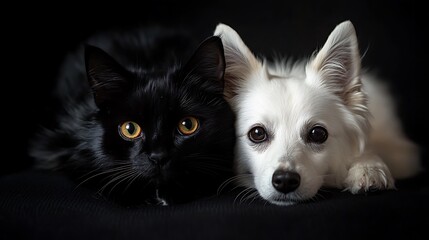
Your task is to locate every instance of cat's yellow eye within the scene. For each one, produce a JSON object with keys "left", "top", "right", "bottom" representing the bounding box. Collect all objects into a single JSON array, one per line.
[
  {"left": 178, "top": 117, "right": 199, "bottom": 136},
  {"left": 119, "top": 121, "right": 142, "bottom": 140}
]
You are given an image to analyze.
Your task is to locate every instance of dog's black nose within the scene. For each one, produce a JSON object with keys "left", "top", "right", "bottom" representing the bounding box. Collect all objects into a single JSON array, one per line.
[{"left": 272, "top": 170, "right": 300, "bottom": 194}]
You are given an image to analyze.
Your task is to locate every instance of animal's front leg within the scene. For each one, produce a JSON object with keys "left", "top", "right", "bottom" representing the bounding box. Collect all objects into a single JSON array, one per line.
[{"left": 344, "top": 153, "right": 395, "bottom": 194}]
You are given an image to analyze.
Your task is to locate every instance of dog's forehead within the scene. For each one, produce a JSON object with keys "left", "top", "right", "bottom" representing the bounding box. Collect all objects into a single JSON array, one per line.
[
  {"left": 244, "top": 78, "right": 315, "bottom": 113},
  {"left": 238, "top": 77, "right": 335, "bottom": 130}
]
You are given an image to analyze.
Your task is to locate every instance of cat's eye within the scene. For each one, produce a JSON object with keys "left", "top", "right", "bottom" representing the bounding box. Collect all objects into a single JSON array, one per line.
[
  {"left": 248, "top": 126, "right": 267, "bottom": 143},
  {"left": 307, "top": 126, "right": 328, "bottom": 144},
  {"left": 178, "top": 117, "right": 199, "bottom": 135},
  {"left": 119, "top": 121, "right": 143, "bottom": 140}
]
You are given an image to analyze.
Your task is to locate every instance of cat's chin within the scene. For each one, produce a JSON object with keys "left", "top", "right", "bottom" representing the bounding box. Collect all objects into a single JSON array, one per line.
[{"left": 151, "top": 189, "right": 169, "bottom": 206}]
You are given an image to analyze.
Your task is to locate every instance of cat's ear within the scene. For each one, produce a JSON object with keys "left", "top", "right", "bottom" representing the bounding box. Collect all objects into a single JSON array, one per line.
[
  {"left": 181, "top": 36, "right": 226, "bottom": 94},
  {"left": 214, "top": 23, "right": 262, "bottom": 99},
  {"left": 85, "top": 45, "right": 129, "bottom": 108},
  {"left": 306, "top": 21, "right": 363, "bottom": 106}
]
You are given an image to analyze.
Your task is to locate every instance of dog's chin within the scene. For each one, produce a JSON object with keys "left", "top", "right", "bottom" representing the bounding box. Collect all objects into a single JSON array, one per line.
[
  {"left": 269, "top": 199, "right": 299, "bottom": 206},
  {"left": 262, "top": 192, "right": 305, "bottom": 206}
]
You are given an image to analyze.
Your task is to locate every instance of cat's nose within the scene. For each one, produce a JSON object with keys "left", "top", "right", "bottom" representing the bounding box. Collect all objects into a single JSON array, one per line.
[
  {"left": 271, "top": 170, "right": 300, "bottom": 194},
  {"left": 149, "top": 151, "right": 168, "bottom": 165}
]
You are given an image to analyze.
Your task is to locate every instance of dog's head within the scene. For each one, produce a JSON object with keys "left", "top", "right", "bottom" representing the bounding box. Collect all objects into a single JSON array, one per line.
[{"left": 215, "top": 21, "right": 370, "bottom": 205}]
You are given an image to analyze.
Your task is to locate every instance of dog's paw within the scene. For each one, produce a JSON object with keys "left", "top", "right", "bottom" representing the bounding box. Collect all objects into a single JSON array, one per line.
[{"left": 344, "top": 160, "right": 395, "bottom": 194}]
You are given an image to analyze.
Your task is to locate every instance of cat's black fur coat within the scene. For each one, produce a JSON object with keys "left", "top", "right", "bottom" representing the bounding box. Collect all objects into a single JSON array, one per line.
[{"left": 29, "top": 27, "right": 236, "bottom": 205}]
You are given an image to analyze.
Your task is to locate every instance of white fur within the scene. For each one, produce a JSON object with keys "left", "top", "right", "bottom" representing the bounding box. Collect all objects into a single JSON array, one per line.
[{"left": 215, "top": 21, "right": 421, "bottom": 205}]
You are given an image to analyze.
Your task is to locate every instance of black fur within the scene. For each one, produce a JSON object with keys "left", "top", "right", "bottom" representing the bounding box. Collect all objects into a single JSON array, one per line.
[{"left": 29, "top": 27, "right": 236, "bottom": 205}]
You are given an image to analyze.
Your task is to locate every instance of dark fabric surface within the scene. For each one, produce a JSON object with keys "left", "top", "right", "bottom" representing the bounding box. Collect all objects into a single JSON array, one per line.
[
  {"left": 2, "top": 1, "right": 428, "bottom": 239},
  {"left": 1, "top": 170, "right": 428, "bottom": 240}
]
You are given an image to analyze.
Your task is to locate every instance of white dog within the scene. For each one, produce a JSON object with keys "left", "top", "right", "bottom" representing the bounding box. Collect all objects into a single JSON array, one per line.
[{"left": 215, "top": 21, "right": 421, "bottom": 205}]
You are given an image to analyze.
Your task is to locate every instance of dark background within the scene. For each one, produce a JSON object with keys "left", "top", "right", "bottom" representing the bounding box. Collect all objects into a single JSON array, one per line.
[
  {"left": 2, "top": 1, "right": 428, "bottom": 239},
  {"left": 5, "top": 0, "right": 426, "bottom": 174}
]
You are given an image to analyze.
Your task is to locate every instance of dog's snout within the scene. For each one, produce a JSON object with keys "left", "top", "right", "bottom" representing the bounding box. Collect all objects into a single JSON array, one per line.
[{"left": 272, "top": 170, "right": 300, "bottom": 194}]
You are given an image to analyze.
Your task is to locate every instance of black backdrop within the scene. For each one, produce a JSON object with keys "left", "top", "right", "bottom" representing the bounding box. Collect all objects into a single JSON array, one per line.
[
  {"left": 5, "top": 0, "right": 426, "bottom": 174},
  {"left": 2, "top": 1, "right": 429, "bottom": 239}
]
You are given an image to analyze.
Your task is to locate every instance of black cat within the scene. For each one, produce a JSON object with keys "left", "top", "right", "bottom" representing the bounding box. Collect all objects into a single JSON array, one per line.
[{"left": 29, "top": 27, "right": 236, "bottom": 205}]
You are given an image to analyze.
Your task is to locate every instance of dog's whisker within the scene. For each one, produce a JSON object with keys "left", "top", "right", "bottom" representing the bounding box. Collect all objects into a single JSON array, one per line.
[
  {"left": 244, "top": 191, "right": 261, "bottom": 205},
  {"left": 234, "top": 187, "right": 255, "bottom": 205},
  {"left": 317, "top": 186, "right": 334, "bottom": 193},
  {"left": 239, "top": 188, "right": 257, "bottom": 204},
  {"left": 314, "top": 192, "right": 326, "bottom": 201},
  {"left": 217, "top": 174, "right": 253, "bottom": 195},
  {"left": 217, "top": 176, "right": 239, "bottom": 195}
]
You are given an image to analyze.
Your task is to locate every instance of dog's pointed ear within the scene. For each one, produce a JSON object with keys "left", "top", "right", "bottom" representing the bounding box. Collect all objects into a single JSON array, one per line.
[
  {"left": 214, "top": 23, "right": 262, "bottom": 99},
  {"left": 307, "top": 21, "right": 369, "bottom": 154},
  {"left": 307, "top": 21, "right": 364, "bottom": 106}
]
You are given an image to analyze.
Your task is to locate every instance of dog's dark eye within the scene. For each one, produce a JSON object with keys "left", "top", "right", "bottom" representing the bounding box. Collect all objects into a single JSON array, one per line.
[
  {"left": 307, "top": 126, "right": 328, "bottom": 144},
  {"left": 248, "top": 126, "right": 267, "bottom": 143}
]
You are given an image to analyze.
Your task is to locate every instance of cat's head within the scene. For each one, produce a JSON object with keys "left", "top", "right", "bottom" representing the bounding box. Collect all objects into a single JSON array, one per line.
[{"left": 84, "top": 36, "right": 235, "bottom": 204}]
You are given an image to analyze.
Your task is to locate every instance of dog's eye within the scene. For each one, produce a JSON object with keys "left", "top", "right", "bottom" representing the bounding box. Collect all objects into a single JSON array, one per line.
[
  {"left": 248, "top": 126, "right": 267, "bottom": 143},
  {"left": 119, "top": 121, "right": 143, "bottom": 141},
  {"left": 307, "top": 126, "right": 328, "bottom": 144}
]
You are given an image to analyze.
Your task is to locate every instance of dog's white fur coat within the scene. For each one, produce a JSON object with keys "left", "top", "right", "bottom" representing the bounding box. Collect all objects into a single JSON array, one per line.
[{"left": 215, "top": 21, "right": 421, "bottom": 205}]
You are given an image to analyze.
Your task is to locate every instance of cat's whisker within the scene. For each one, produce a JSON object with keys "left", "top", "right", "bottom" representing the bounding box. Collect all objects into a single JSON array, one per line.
[
  {"left": 77, "top": 165, "right": 105, "bottom": 180},
  {"left": 98, "top": 169, "right": 135, "bottom": 195},
  {"left": 75, "top": 164, "right": 133, "bottom": 190},
  {"left": 123, "top": 171, "right": 143, "bottom": 193},
  {"left": 75, "top": 169, "right": 123, "bottom": 189},
  {"left": 107, "top": 170, "right": 140, "bottom": 196}
]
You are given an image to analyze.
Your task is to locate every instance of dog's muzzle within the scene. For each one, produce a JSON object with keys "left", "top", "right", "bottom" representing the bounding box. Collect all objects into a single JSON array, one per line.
[{"left": 272, "top": 170, "right": 300, "bottom": 194}]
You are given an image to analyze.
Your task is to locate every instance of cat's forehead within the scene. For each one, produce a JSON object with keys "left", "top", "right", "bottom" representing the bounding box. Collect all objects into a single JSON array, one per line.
[
  {"left": 137, "top": 65, "right": 178, "bottom": 78},
  {"left": 133, "top": 68, "right": 180, "bottom": 93}
]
